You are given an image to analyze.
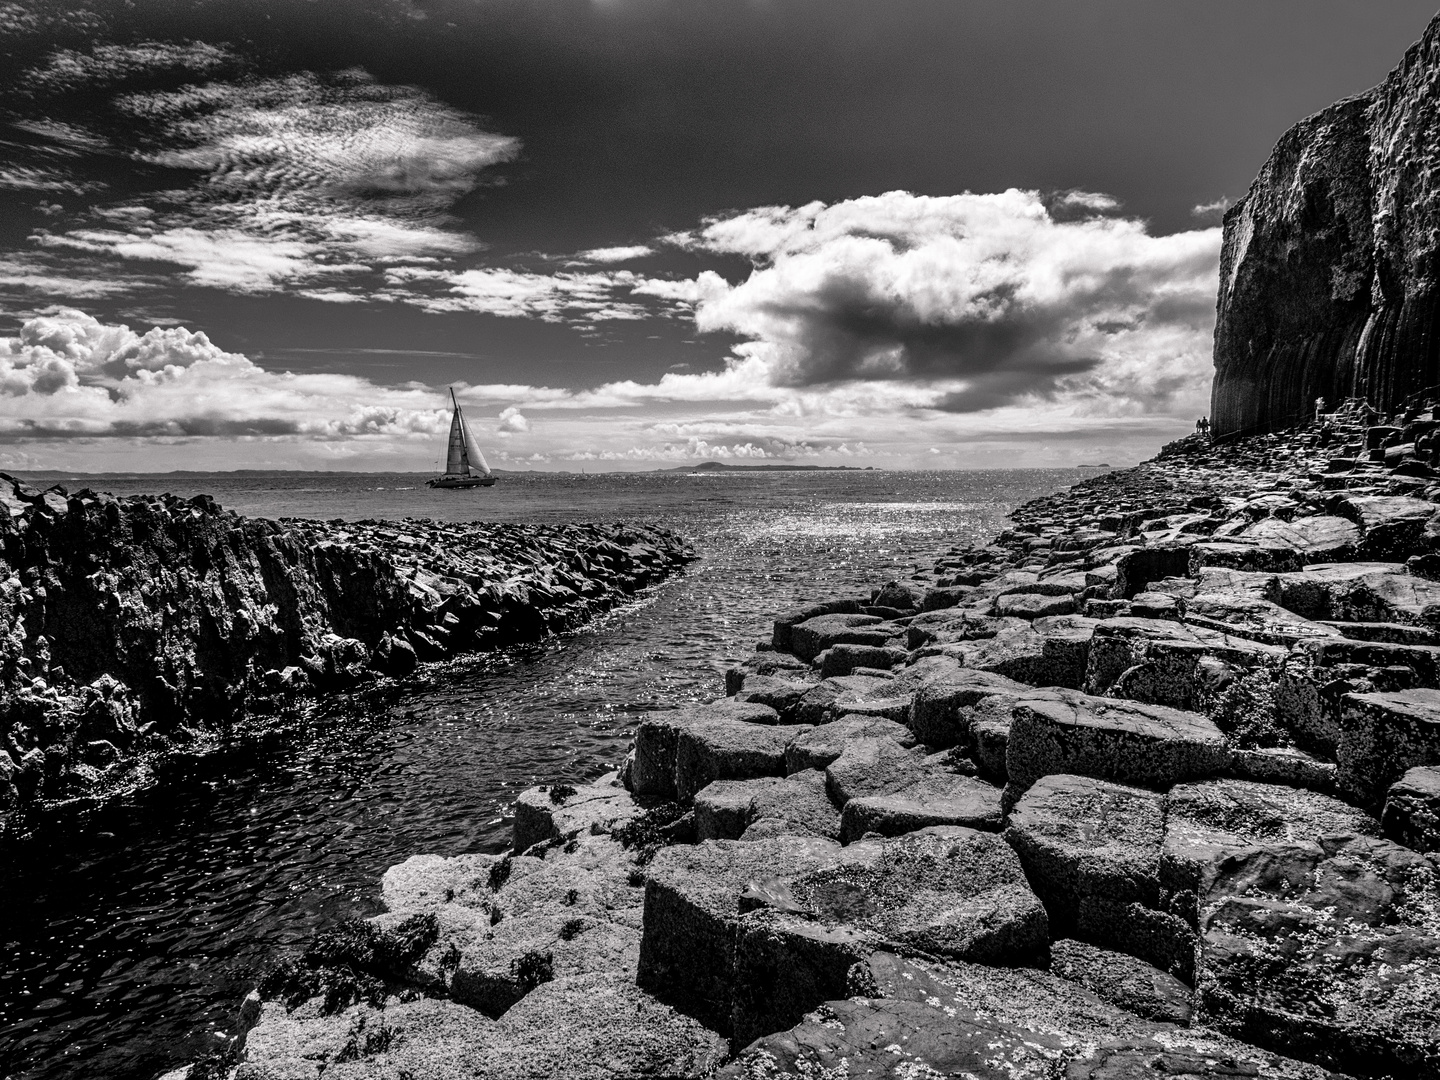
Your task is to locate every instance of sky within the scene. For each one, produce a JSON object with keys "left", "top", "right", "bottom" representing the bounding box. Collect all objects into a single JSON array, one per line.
[{"left": 0, "top": 0, "right": 1436, "bottom": 472}]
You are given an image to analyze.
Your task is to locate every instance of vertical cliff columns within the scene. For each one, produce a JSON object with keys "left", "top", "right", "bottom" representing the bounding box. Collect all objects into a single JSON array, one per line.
[{"left": 1213, "top": 13, "right": 1440, "bottom": 438}]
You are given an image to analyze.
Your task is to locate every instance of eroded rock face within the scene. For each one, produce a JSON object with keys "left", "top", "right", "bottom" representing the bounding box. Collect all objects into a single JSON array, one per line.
[{"left": 1212, "top": 12, "right": 1440, "bottom": 437}]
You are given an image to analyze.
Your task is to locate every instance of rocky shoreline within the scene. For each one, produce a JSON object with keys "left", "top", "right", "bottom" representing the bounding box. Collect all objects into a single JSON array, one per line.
[
  {"left": 0, "top": 473, "right": 693, "bottom": 840},
  {"left": 217, "top": 411, "right": 1440, "bottom": 1080}
]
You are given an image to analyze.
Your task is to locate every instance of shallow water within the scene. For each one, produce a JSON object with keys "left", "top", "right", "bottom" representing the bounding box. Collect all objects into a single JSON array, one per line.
[{"left": 0, "top": 468, "right": 1077, "bottom": 1080}]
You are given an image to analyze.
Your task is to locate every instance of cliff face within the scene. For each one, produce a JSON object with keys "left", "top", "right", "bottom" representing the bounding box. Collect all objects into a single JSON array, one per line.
[
  {"left": 1212, "top": 12, "right": 1440, "bottom": 437},
  {"left": 0, "top": 474, "right": 691, "bottom": 833}
]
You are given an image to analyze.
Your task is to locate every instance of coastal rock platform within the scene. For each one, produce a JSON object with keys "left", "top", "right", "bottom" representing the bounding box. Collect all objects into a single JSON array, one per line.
[{"left": 227, "top": 412, "right": 1440, "bottom": 1080}]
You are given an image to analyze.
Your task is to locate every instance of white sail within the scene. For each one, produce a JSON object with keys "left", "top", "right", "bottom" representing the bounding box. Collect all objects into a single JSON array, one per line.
[
  {"left": 460, "top": 410, "right": 492, "bottom": 476},
  {"left": 444, "top": 403, "right": 469, "bottom": 475}
]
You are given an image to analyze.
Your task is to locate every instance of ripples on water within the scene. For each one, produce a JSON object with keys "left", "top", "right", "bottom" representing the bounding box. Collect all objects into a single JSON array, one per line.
[{"left": 0, "top": 468, "right": 1077, "bottom": 1079}]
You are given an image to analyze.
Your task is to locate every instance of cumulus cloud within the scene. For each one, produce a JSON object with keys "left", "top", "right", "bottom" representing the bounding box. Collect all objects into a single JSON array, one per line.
[
  {"left": 0, "top": 308, "right": 447, "bottom": 439},
  {"left": 497, "top": 406, "right": 530, "bottom": 433},
  {"left": 668, "top": 189, "right": 1221, "bottom": 415}
]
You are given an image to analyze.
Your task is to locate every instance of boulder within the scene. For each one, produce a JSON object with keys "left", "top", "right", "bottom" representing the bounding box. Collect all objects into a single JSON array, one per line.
[
  {"left": 637, "top": 835, "right": 845, "bottom": 1032},
  {"left": 720, "top": 951, "right": 1334, "bottom": 1080},
  {"left": 730, "top": 673, "right": 811, "bottom": 720},
  {"left": 782, "top": 714, "right": 914, "bottom": 773},
  {"left": 693, "top": 771, "right": 840, "bottom": 842},
  {"left": 1333, "top": 494, "right": 1438, "bottom": 560},
  {"left": 1275, "top": 563, "right": 1440, "bottom": 626},
  {"left": 840, "top": 771, "right": 1004, "bottom": 841},
  {"left": 380, "top": 852, "right": 502, "bottom": 914},
  {"left": 1382, "top": 765, "right": 1440, "bottom": 852},
  {"left": 1196, "top": 835, "right": 1440, "bottom": 1077},
  {"left": 908, "top": 667, "right": 1029, "bottom": 748},
  {"left": 790, "top": 674, "right": 901, "bottom": 725},
  {"left": 1337, "top": 687, "right": 1440, "bottom": 807},
  {"left": 1161, "top": 778, "right": 1379, "bottom": 923},
  {"left": 823, "top": 735, "right": 927, "bottom": 805},
  {"left": 1183, "top": 591, "right": 1343, "bottom": 647},
  {"left": 450, "top": 913, "right": 641, "bottom": 1017},
  {"left": 1006, "top": 690, "right": 1230, "bottom": 796},
  {"left": 994, "top": 592, "right": 1077, "bottom": 619},
  {"left": 238, "top": 970, "right": 729, "bottom": 1080},
  {"left": 788, "top": 613, "right": 891, "bottom": 663},
  {"left": 1243, "top": 514, "right": 1360, "bottom": 561},
  {"left": 729, "top": 828, "right": 1048, "bottom": 1043},
  {"left": 968, "top": 694, "right": 1017, "bottom": 781},
  {"left": 1084, "top": 617, "right": 1287, "bottom": 710},
  {"left": 816, "top": 643, "right": 905, "bottom": 677},
  {"left": 674, "top": 718, "right": 804, "bottom": 803},
  {"left": 770, "top": 598, "right": 862, "bottom": 651},
  {"left": 1186, "top": 541, "right": 1304, "bottom": 575},
  {"left": 512, "top": 774, "right": 639, "bottom": 853},
  {"left": 1048, "top": 938, "right": 1193, "bottom": 1025},
  {"left": 1004, "top": 773, "right": 1190, "bottom": 978},
  {"left": 942, "top": 619, "right": 1094, "bottom": 690}
]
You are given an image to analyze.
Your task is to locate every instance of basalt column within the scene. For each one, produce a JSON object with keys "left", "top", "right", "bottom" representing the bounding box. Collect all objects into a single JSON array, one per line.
[{"left": 1212, "top": 13, "right": 1440, "bottom": 438}]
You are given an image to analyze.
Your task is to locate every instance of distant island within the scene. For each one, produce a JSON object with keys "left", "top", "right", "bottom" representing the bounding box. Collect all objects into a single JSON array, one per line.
[{"left": 662, "top": 461, "right": 875, "bottom": 473}]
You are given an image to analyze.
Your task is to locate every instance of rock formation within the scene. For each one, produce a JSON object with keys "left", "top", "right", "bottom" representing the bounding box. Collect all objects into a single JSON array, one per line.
[
  {"left": 229, "top": 411, "right": 1440, "bottom": 1079},
  {"left": 1213, "top": 11, "right": 1440, "bottom": 437},
  {"left": 0, "top": 473, "right": 691, "bottom": 836}
]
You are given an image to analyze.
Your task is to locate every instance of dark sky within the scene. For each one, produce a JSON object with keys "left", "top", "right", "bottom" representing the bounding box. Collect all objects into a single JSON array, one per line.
[{"left": 0, "top": 0, "right": 1436, "bottom": 469}]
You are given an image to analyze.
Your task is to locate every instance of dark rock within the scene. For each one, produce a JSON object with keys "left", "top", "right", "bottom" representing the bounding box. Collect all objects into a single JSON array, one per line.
[
  {"left": 1006, "top": 690, "right": 1230, "bottom": 796},
  {"left": 1049, "top": 938, "right": 1193, "bottom": 1024},
  {"left": 1382, "top": 765, "right": 1440, "bottom": 852},
  {"left": 1338, "top": 687, "right": 1440, "bottom": 806},
  {"left": 1005, "top": 773, "right": 1191, "bottom": 978},
  {"left": 787, "top": 613, "right": 892, "bottom": 663},
  {"left": 1211, "top": 11, "right": 1440, "bottom": 437},
  {"left": 908, "top": 667, "right": 1028, "bottom": 748},
  {"left": 674, "top": 718, "right": 802, "bottom": 803},
  {"left": 693, "top": 771, "right": 840, "bottom": 842},
  {"left": 782, "top": 714, "right": 914, "bottom": 773},
  {"left": 1196, "top": 835, "right": 1440, "bottom": 1076}
]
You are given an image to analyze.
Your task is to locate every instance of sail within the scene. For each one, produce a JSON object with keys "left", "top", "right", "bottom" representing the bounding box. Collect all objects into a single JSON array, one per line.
[
  {"left": 445, "top": 404, "right": 469, "bottom": 475},
  {"left": 459, "top": 407, "right": 492, "bottom": 476}
]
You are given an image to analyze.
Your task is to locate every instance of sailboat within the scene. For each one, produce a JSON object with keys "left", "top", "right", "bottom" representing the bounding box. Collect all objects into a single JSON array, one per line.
[{"left": 427, "top": 388, "right": 497, "bottom": 489}]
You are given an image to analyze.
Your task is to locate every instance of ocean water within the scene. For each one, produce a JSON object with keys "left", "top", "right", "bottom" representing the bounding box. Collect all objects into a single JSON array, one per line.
[{"left": 0, "top": 468, "right": 1081, "bottom": 1080}]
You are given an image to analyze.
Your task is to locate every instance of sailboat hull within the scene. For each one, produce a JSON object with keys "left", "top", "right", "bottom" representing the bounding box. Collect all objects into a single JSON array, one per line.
[{"left": 427, "top": 475, "right": 496, "bottom": 489}]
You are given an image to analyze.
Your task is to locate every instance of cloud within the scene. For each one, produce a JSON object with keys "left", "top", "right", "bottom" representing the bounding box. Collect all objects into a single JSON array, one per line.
[
  {"left": 0, "top": 308, "right": 447, "bottom": 439},
  {"left": 0, "top": 165, "right": 103, "bottom": 193},
  {"left": 24, "top": 68, "right": 518, "bottom": 293},
  {"left": 668, "top": 189, "right": 1221, "bottom": 415},
  {"left": 572, "top": 245, "right": 655, "bottom": 264},
  {"left": 24, "top": 41, "right": 236, "bottom": 94},
  {"left": 498, "top": 406, "right": 530, "bottom": 433},
  {"left": 391, "top": 266, "right": 690, "bottom": 322},
  {"left": 1191, "top": 197, "right": 1231, "bottom": 220}
]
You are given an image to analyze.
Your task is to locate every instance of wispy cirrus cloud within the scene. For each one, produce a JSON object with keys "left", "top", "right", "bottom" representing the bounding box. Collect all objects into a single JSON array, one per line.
[{"left": 14, "top": 55, "right": 519, "bottom": 293}]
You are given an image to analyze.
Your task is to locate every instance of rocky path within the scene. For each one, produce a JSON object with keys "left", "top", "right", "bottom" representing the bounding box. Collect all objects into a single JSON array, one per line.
[
  {"left": 0, "top": 474, "right": 692, "bottom": 838},
  {"left": 219, "top": 417, "right": 1440, "bottom": 1079}
]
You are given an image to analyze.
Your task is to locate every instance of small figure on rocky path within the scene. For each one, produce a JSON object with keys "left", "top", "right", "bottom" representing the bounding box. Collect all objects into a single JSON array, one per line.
[
  {"left": 1314, "top": 396, "right": 1326, "bottom": 422},
  {"left": 1195, "top": 416, "right": 1209, "bottom": 435}
]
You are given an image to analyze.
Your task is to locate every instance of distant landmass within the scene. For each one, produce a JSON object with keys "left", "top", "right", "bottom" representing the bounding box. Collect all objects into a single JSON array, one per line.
[{"left": 662, "top": 461, "right": 875, "bottom": 473}]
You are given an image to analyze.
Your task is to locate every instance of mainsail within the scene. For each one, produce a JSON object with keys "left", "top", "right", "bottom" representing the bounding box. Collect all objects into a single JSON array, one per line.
[
  {"left": 444, "top": 395, "right": 469, "bottom": 475},
  {"left": 443, "top": 389, "right": 492, "bottom": 477}
]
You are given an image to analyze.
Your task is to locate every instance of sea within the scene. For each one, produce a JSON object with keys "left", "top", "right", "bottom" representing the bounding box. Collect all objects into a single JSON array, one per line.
[{"left": 0, "top": 467, "right": 1085, "bottom": 1080}]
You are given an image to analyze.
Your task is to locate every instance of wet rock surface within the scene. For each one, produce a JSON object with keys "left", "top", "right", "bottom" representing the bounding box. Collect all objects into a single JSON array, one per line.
[{"left": 0, "top": 475, "right": 691, "bottom": 836}]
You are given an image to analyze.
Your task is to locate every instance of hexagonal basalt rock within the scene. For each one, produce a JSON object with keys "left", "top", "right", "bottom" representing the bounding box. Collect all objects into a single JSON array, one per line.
[
  {"left": 907, "top": 666, "right": 1029, "bottom": 748},
  {"left": 1161, "top": 778, "right": 1379, "bottom": 923},
  {"left": 787, "top": 613, "right": 893, "bottom": 663},
  {"left": 512, "top": 773, "right": 640, "bottom": 854},
  {"left": 692, "top": 771, "right": 840, "bottom": 842},
  {"left": 1049, "top": 938, "right": 1193, "bottom": 1025},
  {"left": 1005, "top": 773, "right": 1191, "bottom": 978},
  {"left": 674, "top": 718, "right": 807, "bottom": 804},
  {"left": 729, "top": 827, "right": 1048, "bottom": 1043},
  {"left": 1006, "top": 690, "right": 1230, "bottom": 797},
  {"left": 1196, "top": 835, "right": 1440, "bottom": 1077},
  {"left": 782, "top": 714, "right": 915, "bottom": 773},
  {"left": 1338, "top": 687, "right": 1440, "bottom": 808},
  {"left": 637, "top": 835, "right": 847, "bottom": 1033},
  {"left": 1383, "top": 765, "right": 1440, "bottom": 852}
]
